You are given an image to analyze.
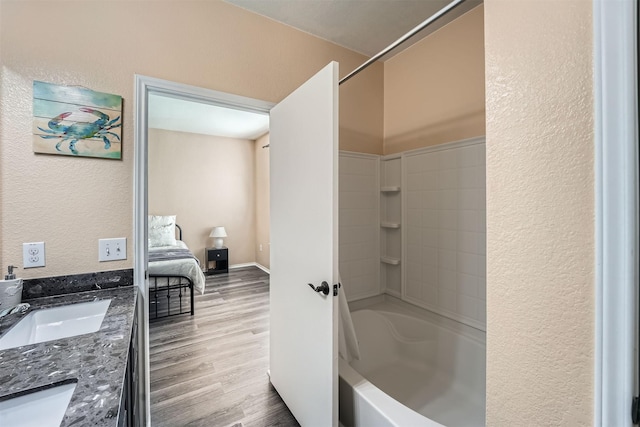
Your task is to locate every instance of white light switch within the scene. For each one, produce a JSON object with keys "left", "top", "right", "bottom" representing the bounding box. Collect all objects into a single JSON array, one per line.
[
  {"left": 99, "top": 238, "right": 127, "bottom": 261},
  {"left": 23, "top": 242, "right": 45, "bottom": 268}
]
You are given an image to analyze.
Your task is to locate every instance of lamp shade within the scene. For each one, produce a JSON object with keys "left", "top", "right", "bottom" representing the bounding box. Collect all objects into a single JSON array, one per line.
[
  {"left": 210, "top": 227, "right": 227, "bottom": 238},
  {"left": 210, "top": 226, "right": 227, "bottom": 249}
]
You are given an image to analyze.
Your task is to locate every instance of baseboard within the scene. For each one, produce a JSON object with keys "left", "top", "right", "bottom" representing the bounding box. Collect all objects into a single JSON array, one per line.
[{"left": 229, "top": 262, "right": 270, "bottom": 274}]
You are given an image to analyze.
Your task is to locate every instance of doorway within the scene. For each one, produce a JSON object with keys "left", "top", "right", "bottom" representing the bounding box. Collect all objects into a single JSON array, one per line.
[{"left": 134, "top": 75, "right": 274, "bottom": 425}]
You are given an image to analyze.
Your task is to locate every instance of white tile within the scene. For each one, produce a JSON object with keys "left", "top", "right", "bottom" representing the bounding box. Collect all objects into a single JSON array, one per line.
[
  {"left": 439, "top": 189, "right": 458, "bottom": 210},
  {"left": 407, "top": 262, "right": 421, "bottom": 281},
  {"left": 406, "top": 156, "right": 423, "bottom": 173},
  {"left": 458, "top": 145, "right": 479, "bottom": 168},
  {"left": 406, "top": 279, "right": 422, "bottom": 300},
  {"left": 478, "top": 277, "right": 486, "bottom": 300},
  {"left": 422, "top": 209, "right": 439, "bottom": 229},
  {"left": 438, "top": 268, "right": 457, "bottom": 290},
  {"left": 421, "top": 228, "right": 439, "bottom": 248},
  {"left": 457, "top": 273, "right": 478, "bottom": 297},
  {"left": 422, "top": 285, "right": 438, "bottom": 304},
  {"left": 458, "top": 189, "right": 479, "bottom": 210},
  {"left": 422, "top": 190, "right": 439, "bottom": 210},
  {"left": 478, "top": 255, "right": 486, "bottom": 277},
  {"left": 407, "top": 172, "right": 423, "bottom": 191},
  {"left": 458, "top": 210, "right": 479, "bottom": 232},
  {"left": 424, "top": 170, "right": 439, "bottom": 190},
  {"left": 422, "top": 265, "right": 438, "bottom": 286},
  {"left": 438, "top": 249, "right": 457, "bottom": 270},
  {"left": 458, "top": 252, "right": 479, "bottom": 275},
  {"left": 439, "top": 210, "right": 457, "bottom": 230},
  {"left": 459, "top": 295, "right": 479, "bottom": 319},
  {"left": 458, "top": 231, "right": 479, "bottom": 254},
  {"left": 476, "top": 301, "right": 487, "bottom": 323},
  {"left": 458, "top": 167, "right": 477, "bottom": 189},
  {"left": 438, "top": 169, "right": 458, "bottom": 190},
  {"left": 423, "top": 153, "right": 439, "bottom": 171},
  {"left": 438, "top": 288, "right": 457, "bottom": 312},
  {"left": 478, "top": 210, "right": 487, "bottom": 232},
  {"left": 407, "top": 191, "right": 422, "bottom": 209},
  {"left": 407, "top": 227, "right": 421, "bottom": 246},
  {"left": 439, "top": 149, "right": 457, "bottom": 170},
  {"left": 407, "top": 245, "right": 421, "bottom": 264},
  {"left": 407, "top": 210, "right": 421, "bottom": 227},
  {"left": 478, "top": 232, "right": 486, "bottom": 255},
  {"left": 422, "top": 246, "right": 438, "bottom": 267},
  {"left": 438, "top": 229, "right": 457, "bottom": 250}
]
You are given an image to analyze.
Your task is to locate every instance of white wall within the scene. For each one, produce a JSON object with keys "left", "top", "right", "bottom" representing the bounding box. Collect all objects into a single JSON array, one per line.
[{"left": 338, "top": 152, "right": 380, "bottom": 301}]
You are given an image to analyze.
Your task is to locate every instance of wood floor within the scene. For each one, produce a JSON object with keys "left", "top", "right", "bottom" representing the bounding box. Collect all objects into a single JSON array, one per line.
[{"left": 149, "top": 267, "right": 299, "bottom": 427}]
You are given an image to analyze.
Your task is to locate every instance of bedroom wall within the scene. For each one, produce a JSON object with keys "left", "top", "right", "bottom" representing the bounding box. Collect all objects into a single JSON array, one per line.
[
  {"left": 148, "top": 128, "right": 256, "bottom": 267},
  {"left": 255, "top": 133, "right": 270, "bottom": 270},
  {"left": 0, "top": 0, "right": 382, "bottom": 279},
  {"left": 383, "top": 4, "right": 485, "bottom": 155}
]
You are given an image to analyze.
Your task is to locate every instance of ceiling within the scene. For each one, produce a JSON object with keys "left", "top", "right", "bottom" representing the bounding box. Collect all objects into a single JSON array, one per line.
[
  {"left": 148, "top": 93, "right": 269, "bottom": 140},
  {"left": 148, "top": 0, "right": 481, "bottom": 139},
  {"left": 223, "top": 0, "right": 481, "bottom": 58}
]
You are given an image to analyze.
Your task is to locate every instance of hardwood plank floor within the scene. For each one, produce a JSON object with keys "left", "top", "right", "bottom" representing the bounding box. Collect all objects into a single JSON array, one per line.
[{"left": 150, "top": 267, "right": 299, "bottom": 427}]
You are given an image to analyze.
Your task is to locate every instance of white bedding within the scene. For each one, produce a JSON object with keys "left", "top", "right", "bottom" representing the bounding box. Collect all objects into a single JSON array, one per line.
[{"left": 148, "top": 241, "right": 206, "bottom": 294}]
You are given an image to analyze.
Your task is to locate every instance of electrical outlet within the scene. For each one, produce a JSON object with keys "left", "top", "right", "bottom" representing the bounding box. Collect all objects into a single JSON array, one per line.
[
  {"left": 99, "top": 238, "right": 126, "bottom": 261},
  {"left": 23, "top": 242, "right": 45, "bottom": 268}
]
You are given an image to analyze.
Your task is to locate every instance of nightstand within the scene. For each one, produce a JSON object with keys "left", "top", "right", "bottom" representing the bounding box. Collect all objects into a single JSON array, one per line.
[{"left": 205, "top": 247, "right": 229, "bottom": 275}]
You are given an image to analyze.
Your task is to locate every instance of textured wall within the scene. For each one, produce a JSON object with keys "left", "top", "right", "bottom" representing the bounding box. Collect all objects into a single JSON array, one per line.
[
  {"left": 0, "top": 0, "right": 382, "bottom": 279},
  {"left": 484, "top": 1, "right": 594, "bottom": 425},
  {"left": 384, "top": 5, "right": 485, "bottom": 154},
  {"left": 148, "top": 129, "right": 255, "bottom": 266}
]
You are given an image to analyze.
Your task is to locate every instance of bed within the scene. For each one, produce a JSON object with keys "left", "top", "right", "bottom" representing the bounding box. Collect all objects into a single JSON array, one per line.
[{"left": 148, "top": 215, "right": 206, "bottom": 320}]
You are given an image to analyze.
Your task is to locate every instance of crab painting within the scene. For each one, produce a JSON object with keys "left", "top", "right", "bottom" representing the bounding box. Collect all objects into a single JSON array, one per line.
[
  {"left": 37, "top": 107, "right": 121, "bottom": 155},
  {"left": 33, "top": 81, "right": 123, "bottom": 159}
]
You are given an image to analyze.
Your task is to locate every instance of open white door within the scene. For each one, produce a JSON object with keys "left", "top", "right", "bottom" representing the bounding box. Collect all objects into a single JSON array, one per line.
[{"left": 269, "top": 62, "right": 339, "bottom": 426}]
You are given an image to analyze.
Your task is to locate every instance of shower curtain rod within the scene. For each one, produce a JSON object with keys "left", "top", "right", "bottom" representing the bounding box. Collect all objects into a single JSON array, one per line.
[{"left": 339, "top": 0, "right": 467, "bottom": 85}]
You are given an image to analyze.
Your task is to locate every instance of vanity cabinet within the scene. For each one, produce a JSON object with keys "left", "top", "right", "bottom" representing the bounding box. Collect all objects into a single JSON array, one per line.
[{"left": 119, "top": 303, "right": 139, "bottom": 427}]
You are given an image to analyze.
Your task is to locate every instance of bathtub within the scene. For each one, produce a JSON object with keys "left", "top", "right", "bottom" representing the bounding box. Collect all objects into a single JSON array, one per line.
[{"left": 339, "top": 307, "right": 485, "bottom": 427}]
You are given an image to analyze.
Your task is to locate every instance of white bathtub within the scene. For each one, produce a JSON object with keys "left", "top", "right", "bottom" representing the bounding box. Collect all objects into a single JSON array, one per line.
[{"left": 339, "top": 307, "right": 485, "bottom": 427}]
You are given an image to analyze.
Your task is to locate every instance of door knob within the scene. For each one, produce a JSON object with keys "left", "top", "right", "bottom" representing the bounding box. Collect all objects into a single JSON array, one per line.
[{"left": 308, "top": 281, "right": 330, "bottom": 296}]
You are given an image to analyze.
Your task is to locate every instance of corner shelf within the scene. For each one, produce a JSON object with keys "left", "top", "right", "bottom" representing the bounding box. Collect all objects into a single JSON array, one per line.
[
  {"left": 381, "top": 222, "right": 401, "bottom": 229},
  {"left": 381, "top": 256, "right": 401, "bottom": 266}
]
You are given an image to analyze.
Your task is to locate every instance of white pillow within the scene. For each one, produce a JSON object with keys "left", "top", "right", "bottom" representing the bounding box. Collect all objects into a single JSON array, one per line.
[{"left": 148, "top": 215, "right": 177, "bottom": 247}]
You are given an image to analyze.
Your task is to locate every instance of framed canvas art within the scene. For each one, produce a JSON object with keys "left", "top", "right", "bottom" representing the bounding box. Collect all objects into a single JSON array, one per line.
[{"left": 33, "top": 81, "right": 122, "bottom": 159}]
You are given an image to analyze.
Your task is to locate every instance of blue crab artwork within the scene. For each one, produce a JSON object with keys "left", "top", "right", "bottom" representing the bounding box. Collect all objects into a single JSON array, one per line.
[
  {"left": 33, "top": 81, "right": 123, "bottom": 159},
  {"left": 37, "top": 107, "right": 121, "bottom": 155}
]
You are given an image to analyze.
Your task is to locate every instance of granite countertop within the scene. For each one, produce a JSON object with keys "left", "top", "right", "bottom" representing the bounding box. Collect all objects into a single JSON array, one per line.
[{"left": 0, "top": 286, "right": 137, "bottom": 426}]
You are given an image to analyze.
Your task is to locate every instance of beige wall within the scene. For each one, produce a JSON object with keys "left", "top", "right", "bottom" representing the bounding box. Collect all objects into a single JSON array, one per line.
[
  {"left": 0, "top": 0, "right": 383, "bottom": 279},
  {"left": 148, "top": 128, "right": 256, "bottom": 266},
  {"left": 255, "top": 134, "right": 270, "bottom": 269},
  {"left": 485, "top": 1, "right": 594, "bottom": 425},
  {"left": 383, "top": 5, "right": 485, "bottom": 155}
]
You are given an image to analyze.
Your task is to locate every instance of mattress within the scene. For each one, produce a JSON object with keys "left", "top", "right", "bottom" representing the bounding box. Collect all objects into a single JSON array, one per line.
[{"left": 148, "top": 241, "right": 206, "bottom": 294}]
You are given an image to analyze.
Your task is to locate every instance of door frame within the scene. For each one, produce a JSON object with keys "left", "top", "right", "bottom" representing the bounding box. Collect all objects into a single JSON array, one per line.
[
  {"left": 133, "top": 75, "right": 274, "bottom": 426},
  {"left": 593, "top": 0, "right": 638, "bottom": 425}
]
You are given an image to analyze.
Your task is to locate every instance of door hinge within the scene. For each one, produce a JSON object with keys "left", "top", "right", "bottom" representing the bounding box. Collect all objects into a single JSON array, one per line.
[{"left": 632, "top": 396, "right": 640, "bottom": 424}]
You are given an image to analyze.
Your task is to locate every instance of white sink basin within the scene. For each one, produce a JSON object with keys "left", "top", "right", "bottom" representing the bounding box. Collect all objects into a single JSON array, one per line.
[
  {"left": 0, "top": 299, "right": 111, "bottom": 350},
  {"left": 0, "top": 381, "right": 76, "bottom": 427}
]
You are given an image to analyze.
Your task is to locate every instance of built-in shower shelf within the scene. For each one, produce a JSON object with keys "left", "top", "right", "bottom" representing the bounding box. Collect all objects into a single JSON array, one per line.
[
  {"left": 380, "top": 222, "right": 401, "bottom": 229},
  {"left": 380, "top": 186, "right": 401, "bottom": 192},
  {"left": 381, "top": 256, "right": 401, "bottom": 265}
]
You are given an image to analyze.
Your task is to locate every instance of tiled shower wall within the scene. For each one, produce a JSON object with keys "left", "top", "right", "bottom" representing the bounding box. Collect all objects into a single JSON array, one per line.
[
  {"left": 338, "top": 153, "right": 380, "bottom": 301},
  {"left": 404, "top": 139, "right": 486, "bottom": 330}
]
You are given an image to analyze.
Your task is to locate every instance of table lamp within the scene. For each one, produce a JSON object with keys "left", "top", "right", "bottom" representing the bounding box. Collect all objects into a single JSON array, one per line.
[{"left": 210, "top": 226, "right": 227, "bottom": 249}]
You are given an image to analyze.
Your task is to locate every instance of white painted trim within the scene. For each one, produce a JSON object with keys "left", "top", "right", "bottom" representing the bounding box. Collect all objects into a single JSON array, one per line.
[
  {"left": 338, "top": 150, "right": 380, "bottom": 160},
  {"left": 134, "top": 74, "right": 273, "bottom": 427},
  {"left": 593, "top": 0, "right": 638, "bottom": 425},
  {"left": 254, "top": 263, "right": 271, "bottom": 274},
  {"left": 402, "top": 135, "right": 485, "bottom": 158}
]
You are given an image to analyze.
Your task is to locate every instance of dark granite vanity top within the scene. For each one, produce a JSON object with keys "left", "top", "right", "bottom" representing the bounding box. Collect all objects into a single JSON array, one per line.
[{"left": 0, "top": 286, "right": 137, "bottom": 426}]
